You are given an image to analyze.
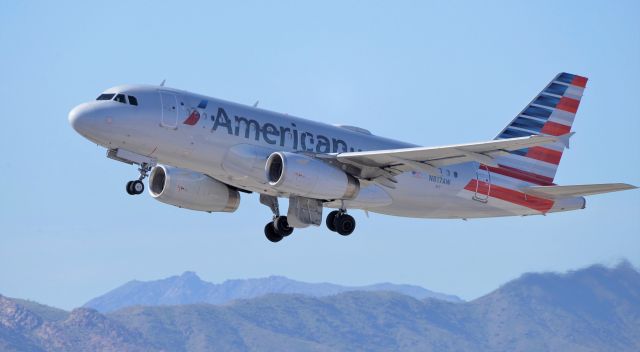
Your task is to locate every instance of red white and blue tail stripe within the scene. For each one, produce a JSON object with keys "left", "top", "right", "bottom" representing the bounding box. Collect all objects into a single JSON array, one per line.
[
  {"left": 462, "top": 73, "right": 588, "bottom": 214},
  {"left": 494, "top": 72, "right": 587, "bottom": 185}
]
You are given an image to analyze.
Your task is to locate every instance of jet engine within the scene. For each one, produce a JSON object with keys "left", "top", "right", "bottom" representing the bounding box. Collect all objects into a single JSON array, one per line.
[
  {"left": 148, "top": 165, "right": 240, "bottom": 212},
  {"left": 265, "top": 152, "right": 359, "bottom": 200}
]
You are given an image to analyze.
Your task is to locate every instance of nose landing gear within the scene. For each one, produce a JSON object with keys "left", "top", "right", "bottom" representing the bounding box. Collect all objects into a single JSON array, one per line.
[
  {"left": 126, "top": 180, "right": 144, "bottom": 195},
  {"left": 126, "top": 163, "right": 152, "bottom": 195}
]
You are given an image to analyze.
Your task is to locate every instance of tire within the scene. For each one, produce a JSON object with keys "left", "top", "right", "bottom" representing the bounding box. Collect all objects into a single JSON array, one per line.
[
  {"left": 274, "top": 216, "right": 294, "bottom": 236},
  {"left": 264, "top": 222, "right": 283, "bottom": 243},
  {"left": 132, "top": 180, "right": 144, "bottom": 194},
  {"left": 326, "top": 211, "right": 340, "bottom": 232},
  {"left": 334, "top": 214, "right": 356, "bottom": 236},
  {"left": 126, "top": 181, "right": 134, "bottom": 195}
]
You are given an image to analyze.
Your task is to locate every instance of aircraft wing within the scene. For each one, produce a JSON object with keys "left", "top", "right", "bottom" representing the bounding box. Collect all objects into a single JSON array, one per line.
[{"left": 332, "top": 134, "right": 570, "bottom": 187}]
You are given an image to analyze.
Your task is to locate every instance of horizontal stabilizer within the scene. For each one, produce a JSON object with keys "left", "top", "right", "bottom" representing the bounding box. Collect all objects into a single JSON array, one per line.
[{"left": 520, "top": 183, "right": 637, "bottom": 199}]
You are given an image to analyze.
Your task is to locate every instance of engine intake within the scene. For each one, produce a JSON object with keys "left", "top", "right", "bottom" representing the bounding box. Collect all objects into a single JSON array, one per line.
[
  {"left": 149, "top": 165, "right": 240, "bottom": 212},
  {"left": 265, "top": 152, "right": 359, "bottom": 200}
]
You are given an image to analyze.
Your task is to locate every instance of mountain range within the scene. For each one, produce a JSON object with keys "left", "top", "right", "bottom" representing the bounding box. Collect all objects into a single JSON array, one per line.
[
  {"left": 1, "top": 263, "right": 639, "bottom": 351},
  {"left": 83, "top": 272, "right": 462, "bottom": 312}
]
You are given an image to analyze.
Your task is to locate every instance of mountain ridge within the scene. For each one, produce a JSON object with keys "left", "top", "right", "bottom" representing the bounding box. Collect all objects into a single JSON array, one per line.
[
  {"left": 84, "top": 273, "right": 463, "bottom": 312},
  {"left": 2, "top": 262, "right": 638, "bottom": 351}
]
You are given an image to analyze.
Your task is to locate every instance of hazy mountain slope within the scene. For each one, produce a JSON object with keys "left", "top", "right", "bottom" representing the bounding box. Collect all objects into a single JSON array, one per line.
[
  {"left": 108, "top": 292, "right": 478, "bottom": 352},
  {"left": 8, "top": 298, "right": 69, "bottom": 323},
  {"left": 2, "top": 263, "right": 639, "bottom": 352},
  {"left": 105, "top": 263, "right": 640, "bottom": 352},
  {"left": 0, "top": 295, "right": 47, "bottom": 352},
  {"left": 84, "top": 272, "right": 462, "bottom": 312},
  {"left": 358, "top": 282, "right": 459, "bottom": 301},
  {"left": 0, "top": 295, "right": 154, "bottom": 352},
  {"left": 470, "top": 262, "right": 640, "bottom": 352},
  {"left": 109, "top": 303, "right": 336, "bottom": 352}
]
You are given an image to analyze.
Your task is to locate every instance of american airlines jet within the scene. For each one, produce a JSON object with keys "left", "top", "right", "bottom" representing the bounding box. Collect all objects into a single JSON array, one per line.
[{"left": 69, "top": 73, "right": 636, "bottom": 242}]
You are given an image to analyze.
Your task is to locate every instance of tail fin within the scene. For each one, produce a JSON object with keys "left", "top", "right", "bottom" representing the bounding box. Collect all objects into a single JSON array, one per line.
[{"left": 494, "top": 72, "right": 588, "bottom": 184}]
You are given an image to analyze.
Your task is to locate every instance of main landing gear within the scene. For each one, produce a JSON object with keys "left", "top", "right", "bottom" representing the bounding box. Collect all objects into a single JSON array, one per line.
[
  {"left": 264, "top": 216, "right": 294, "bottom": 243},
  {"left": 326, "top": 209, "right": 356, "bottom": 236},
  {"left": 259, "top": 195, "right": 357, "bottom": 242},
  {"left": 260, "top": 194, "right": 294, "bottom": 243},
  {"left": 126, "top": 163, "right": 152, "bottom": 195}
]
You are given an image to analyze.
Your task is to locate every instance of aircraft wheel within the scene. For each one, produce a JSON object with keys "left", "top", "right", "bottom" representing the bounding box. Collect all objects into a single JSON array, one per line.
[
  {"left": 264, "top": 222, "right": 283, "bottom": 243},
  {"left": 131, "top": 180, "right": 144, "bottom": 195},
  {"left": 274, "top": 216, "right": 294, "bottom": 237},
  {"left": 126, "top": 181, "right": 134, "bottom": 195},
  {"left": 334, "top": 213, "right": 356, "bottom": 236},
  {"left": 326, "top": 210, "right": 340, "bottom": 232}
]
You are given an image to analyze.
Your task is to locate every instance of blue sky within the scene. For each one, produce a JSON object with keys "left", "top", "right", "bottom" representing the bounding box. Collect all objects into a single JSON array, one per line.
[{"left": 1, "top": 1, "right": 638, "bottom": 310}]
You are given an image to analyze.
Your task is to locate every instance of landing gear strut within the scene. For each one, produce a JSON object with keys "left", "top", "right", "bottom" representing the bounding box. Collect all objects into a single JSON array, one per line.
[
  {"left": 260, "top": 194, "right": 294, "bottom": 242},
  {"left": 326, "top": 208, "right": 356, "bottom": 236},
  {"left": 126, "top": 163, "right": 152, "bottom": 195}
]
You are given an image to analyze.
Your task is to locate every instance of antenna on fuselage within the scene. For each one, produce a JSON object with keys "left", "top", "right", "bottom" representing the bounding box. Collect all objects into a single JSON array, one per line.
[
  {"left": 160, "top": 79, "right": 166, "bottom": 87},
  {"left": 253, "top": 100, "right": 259, "bottom": 108}
]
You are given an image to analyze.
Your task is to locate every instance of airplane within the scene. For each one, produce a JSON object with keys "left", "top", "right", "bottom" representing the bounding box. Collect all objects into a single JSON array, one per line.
[{"left": 68, "top": 72, "right": 637, "bottom": 242}]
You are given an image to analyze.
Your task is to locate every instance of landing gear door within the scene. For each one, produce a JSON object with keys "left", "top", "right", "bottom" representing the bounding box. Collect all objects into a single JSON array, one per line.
[
  {"left": 473, "top": 165, "right": 491, "bottom": 203},
  {"left": 159, "top": 91, "right": 178, "bottom": 129}
]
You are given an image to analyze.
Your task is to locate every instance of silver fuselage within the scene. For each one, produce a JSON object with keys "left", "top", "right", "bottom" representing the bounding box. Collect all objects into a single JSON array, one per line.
[{"left": 69, "top": 85, "right": 585, "bottom": 219}]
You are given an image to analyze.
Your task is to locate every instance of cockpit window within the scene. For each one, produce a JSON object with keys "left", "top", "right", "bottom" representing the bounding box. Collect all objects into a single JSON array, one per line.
[
  {"left": 114, "top": 94, "right": 127, "bottom": 104},
  {"left": 96, "top": 92, "right": 138, "bottom": 105},
  {"left": 96, "top": 93, "right": 115, "bottom": 101}
]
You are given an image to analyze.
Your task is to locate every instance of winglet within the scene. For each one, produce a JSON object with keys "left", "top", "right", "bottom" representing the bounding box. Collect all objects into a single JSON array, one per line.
[{"left": 555, "top": 132, "right": 575, "bottom": 149}]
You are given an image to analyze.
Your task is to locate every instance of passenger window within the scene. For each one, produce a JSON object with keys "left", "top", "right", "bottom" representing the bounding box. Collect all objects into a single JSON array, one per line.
[
  {"left": 96, "top": 93, "right": 115, "bottom": 100},
  {"left": 128, "top": 95, "right": 138, "bottom": 106},
  {"left": 114, "top": 94, "right": 127, "bottom": 104}
]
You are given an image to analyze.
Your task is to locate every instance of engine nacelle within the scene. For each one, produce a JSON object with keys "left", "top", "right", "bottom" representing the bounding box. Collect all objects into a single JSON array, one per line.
[
  {"left": 265, "top": 152, "right": 359, "bottom": 200},
  {"left": 148, "top": 165, "right": 240, "bottom": 212}
]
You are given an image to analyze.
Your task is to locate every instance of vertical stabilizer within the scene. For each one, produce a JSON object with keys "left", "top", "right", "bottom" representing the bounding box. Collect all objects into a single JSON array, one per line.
[{"left": 494, "top": 72, "right": 588, "bottom": 184}]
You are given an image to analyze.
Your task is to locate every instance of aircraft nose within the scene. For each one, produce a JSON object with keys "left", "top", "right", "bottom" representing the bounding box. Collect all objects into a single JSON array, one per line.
[
  {"left": 68, "top": 103, "right": 94, "bottom": 134},
  {"left": 68, "top": 104, "right": 84, "bottom": 132}
]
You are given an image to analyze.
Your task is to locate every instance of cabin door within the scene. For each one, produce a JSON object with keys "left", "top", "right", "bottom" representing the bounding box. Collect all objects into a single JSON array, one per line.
[
  {"left": 473, "top": 165, "right": 491, "bottom": 203},
  {"left": 159, "top": 91, "right": 179, "bottom": 129}
]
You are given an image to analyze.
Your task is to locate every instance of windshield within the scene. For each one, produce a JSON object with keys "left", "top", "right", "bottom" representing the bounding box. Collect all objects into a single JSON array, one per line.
[
  {"left": 96, "top": 93, "right": 115, "bottom": 100},
  {"left": 95, "top": 93, "right": 139, "bottom": 106},
  {"left": 114, "top": 94, "right": 127, "bottom": 103}
]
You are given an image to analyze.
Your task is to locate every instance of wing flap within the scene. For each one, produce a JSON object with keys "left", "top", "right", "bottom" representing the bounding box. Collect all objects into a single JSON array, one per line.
[{"left": 520, "top": 183, "right": 637, "bottom": 199}]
